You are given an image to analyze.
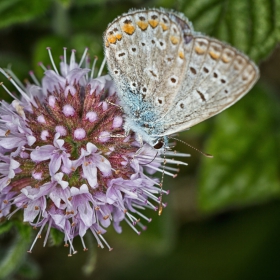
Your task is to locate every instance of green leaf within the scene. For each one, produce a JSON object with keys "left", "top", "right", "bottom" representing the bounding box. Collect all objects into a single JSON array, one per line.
[
  {"left": 81, "top": 233, "right": 97, "bottom": 276},
  {"left": 15, "top": 221, "right": 33, "bottom": 240},
  {"left": 198, "top": 84, "right": 280, "bottom": 212},
  {"left": 17, "top": 256, "right": 41, "bottom": 279},
  {"left": 0, "top": 0, "right": 51, "bottom": 29},
  {"left": 0, "top": 223, "right": 32, "bottom": 279},
  {"left": 0, "top": 221, "right": 13, "bottom": 235},
  {"left": 49, "top": 228, "right": 64, "bottom": 246},
  {"left": 56, "top": 0, "right": 72, "bottom": 9},
  {"left": 181, "top": 0, "right": 280, "bottom": 62},
  {"left": 71, "top": 0, "right": 109, "bottom": 6}
]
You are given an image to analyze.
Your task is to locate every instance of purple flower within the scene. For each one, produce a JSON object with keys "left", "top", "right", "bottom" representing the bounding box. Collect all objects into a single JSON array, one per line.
[{"left": 0, "top": 48, "right": 189, "bottom": 255}]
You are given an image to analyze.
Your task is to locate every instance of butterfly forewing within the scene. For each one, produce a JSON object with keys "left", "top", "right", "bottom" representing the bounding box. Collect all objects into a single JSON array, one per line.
[{"left": 104, "top": 9, "right": 192, "bottom": 119}]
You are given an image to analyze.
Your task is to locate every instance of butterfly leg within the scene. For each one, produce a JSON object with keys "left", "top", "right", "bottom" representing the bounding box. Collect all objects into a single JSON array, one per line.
[{"left": 105, "top": 99, "right": 124, "bottom": 112}]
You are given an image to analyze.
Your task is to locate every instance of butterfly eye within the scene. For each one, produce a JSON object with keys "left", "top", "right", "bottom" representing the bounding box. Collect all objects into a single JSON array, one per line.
[{"left": 153, "top": 139, "right": 164, "bottom": 149}]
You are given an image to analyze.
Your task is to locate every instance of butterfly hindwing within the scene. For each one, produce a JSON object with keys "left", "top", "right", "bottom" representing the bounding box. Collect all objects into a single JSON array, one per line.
[{"left": 161, "top": 36, "right": 259, "bottom": 135}]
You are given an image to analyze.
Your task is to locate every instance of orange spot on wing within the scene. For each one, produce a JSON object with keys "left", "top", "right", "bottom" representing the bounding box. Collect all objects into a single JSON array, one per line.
[
  {"left": 122, "top": 24, "right": 135, "bottom": 35},
  {"left": 170, "top": 36, "right": 179, "bottom": 45},
  {"left": 195, "top": 46, "right": 205, "bottom": 55},
  {"left": 148, "top": 19, "right": 159, "bottom": 28},
  {"left": 137, "top": 21, "right": 148, "bottom": 30},
  {"left": 160, "top": 22, "right": 168, "bottom": 31},
  {"left": 115, "top": 33, "right": 122, "bottom": 40},
  {"left": 107, "top": 35, "right": 117, "bottom": 44},
  {"left": 222, "top": 55, "right": 230, "bottom": 63},
  {"left": 209, "top": 51, "right": 220, "bottom": 60},
  {"left": 179, "top": 51, "right": 184, "bottom": 59}
]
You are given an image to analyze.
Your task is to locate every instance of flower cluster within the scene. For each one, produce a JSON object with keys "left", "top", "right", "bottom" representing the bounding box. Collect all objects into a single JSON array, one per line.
[{"left": 0, "top": 48, "right": 188, "bottom": 255}]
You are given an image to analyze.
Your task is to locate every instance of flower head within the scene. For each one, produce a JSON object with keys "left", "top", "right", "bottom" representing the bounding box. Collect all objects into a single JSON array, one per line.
[{"left": 0, "top": 48, "right": 189, "bottom": 255}]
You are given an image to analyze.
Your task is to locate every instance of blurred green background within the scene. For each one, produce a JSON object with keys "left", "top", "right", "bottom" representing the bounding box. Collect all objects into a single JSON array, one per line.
[{"left": 0, "top": 0, "right": 280, "bottom": 279}]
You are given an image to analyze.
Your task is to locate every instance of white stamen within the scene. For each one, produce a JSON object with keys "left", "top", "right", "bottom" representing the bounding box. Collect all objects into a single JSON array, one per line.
[
  {"left": 90, "top": 228, "right": 104, "bottom": 249},
  {"left": 5, "top": 69, "right": 26, "bottom": 90},
  {"left": 124, "top": 217, "right": 141, "bottom": 235},
  {"left": 97, "top": 58, "right": 106, "bottom": 77},
  {"left": 0, "top": 82, "right": 20, "bottom": 101},
  {"left": 46, "top": 47, "right": 59, "bottom": 74},
  {"left": 98, "top": 234, "right": 113, "bottom": 251},
  {"left": 47, "top": 47, "right": 59, "bottom": 75},
  {"left": 90, "top": 56, "right": 98, "bottom": 79},
  {"left": 70, "top": 49, "right": 76, "bottom": 70},
  {"left": 29, "top": 71, "right": 40, "bottom": 86},
  {"left": 65, "top": 231, "right": 77, "bottom": 254},
  {"left": 141, "top": 189, "right": 160, "bottom": 202},
  {"left": 165, "top": 151, "right": 191, "bottom": 157},
  {"left": 38, "top": 62, "right": 47, "bottom": 71},
  {"left": 0, "top": 68, "right": 33, "bottom": 104},
  {"left": 28, "top": 219, "right": 48, "bottom": 253},
  {"left": 80, "top": 236, "right": 88, "bottom": 251},
  {"left": 78, "top": 48, "right": 88, "bottom": 68},
  {"left": 63, "top": 47, "right": 68, "bottom": 75},
  {"left": 126, "top": 212, "right": 139, "bottom": 225}
]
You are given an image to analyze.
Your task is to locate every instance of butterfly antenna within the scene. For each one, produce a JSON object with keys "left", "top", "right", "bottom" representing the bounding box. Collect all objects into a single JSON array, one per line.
[
  {"left": 169, "top": 137, "right": 213, "bottom": 158},
  {"left": 141, "top": 151, "right": 159, "bottom": 166},
  {"left": 158, "top": 144, "right": 167, "bottom": 216}
]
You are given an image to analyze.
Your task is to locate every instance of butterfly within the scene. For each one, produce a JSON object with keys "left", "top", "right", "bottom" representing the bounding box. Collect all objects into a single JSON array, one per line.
[{"left": 103, "top": 8, "right": 259, "bottom": 149}]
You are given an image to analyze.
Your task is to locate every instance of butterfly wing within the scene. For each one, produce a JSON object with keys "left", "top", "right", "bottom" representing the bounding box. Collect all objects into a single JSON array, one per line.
[
  {"left": 159, "top": 35, "right": 259, "bottom": 136},
  {"left": 103, "top": 9, "right": 192, "bottom": 124},
  {"left": 104, "top": 8, "right": 259, "bottom": 142}
]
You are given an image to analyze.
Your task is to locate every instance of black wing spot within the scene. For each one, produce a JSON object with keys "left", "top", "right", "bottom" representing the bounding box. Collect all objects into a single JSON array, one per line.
[
  {"left": 197, "top": 90, "right": 206, "bottom": 101},
  {"left": 124, "top": 19, "right": 132, "bottom": 24},
  {"left": 190, "top": 67, "right": 197, "bottom": 75},
  {"left": 203, "top": 67, "right": 209, "bottom": 73}
]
